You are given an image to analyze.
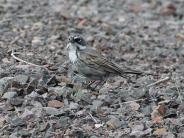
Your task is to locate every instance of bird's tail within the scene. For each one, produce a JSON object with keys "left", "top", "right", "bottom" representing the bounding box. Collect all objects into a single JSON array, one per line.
[
  {"left": 123, "top": 70, "right": 143, "bottom": 75},
  {"left": 122, "top": 69, "right": 156, "bottom": 76}
]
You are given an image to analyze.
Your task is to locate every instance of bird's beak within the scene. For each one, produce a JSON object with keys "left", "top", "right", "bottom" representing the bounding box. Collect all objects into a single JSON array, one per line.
[
  {"left": 66, "top": 44, "right": 69, "bottom": 49},
  {"left": 66, "top": 43, "right": 71, "bottom": 49}
]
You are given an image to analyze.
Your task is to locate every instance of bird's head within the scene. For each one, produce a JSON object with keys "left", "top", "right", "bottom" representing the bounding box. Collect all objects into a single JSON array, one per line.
[{"left": 67, "top": 35, "right": 87, "bottom": 51}]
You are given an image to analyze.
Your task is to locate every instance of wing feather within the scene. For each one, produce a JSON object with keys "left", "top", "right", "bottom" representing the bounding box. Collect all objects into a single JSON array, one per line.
[{"left": 78, "top": 48, "right": 142, "bottom": 76}]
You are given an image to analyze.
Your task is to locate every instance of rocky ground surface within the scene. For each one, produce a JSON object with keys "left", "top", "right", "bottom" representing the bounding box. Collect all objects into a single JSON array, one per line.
[{"left": 0, "top": 0, "right": 184, "bottom": 137}]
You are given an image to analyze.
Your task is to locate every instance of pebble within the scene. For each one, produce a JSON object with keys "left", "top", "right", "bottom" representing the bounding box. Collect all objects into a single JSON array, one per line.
[
  {"left": 13, "top": 75, "right": 29, "bottom": 85},
  {"left": 9, "top": 97, "right": 24, "bottom": 106},
  {"left": 90, "top": 100, "right": 103, "bottom": 112},
  {"left": 43, "top": 107, "right": 64, "bottom": 116},
  {"left": 2, "top": 91, "right": 17, "bottom": 100},
  {"left": 11, "top": 117, "right": 26, "bottom": 127},
  {"left": 69, "top": 102, "right": 79, "bottom": 110},
  {"left": 48, "top": 100, "right": 64, "bottom": 108},
  {"left": 0, "top": 77, "right": 13, "bottom": 96},
  {"left": 17, "top": 130, "right": 31, "bottom": 137},
  {"left": 106, "top": 116, "right": 123, "bottom": 129},
  {"left": 48, "top": 86, "right": 72, "bottom": 97}
]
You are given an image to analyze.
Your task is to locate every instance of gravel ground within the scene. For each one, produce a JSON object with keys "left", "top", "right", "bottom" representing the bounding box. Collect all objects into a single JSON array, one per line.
[{"left": 0, "top": 0, "right": 184, "bottom": 137}]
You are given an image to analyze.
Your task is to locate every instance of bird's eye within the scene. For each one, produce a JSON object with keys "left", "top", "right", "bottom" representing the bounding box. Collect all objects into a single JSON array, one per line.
[{"left": 74, "top": 38, "right": 82, "bottom": 43}]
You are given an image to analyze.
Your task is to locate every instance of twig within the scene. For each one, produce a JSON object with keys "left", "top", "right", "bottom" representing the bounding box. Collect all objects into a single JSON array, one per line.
[
  {"left": 146, "top": 76, "right": 170, "bottom": 88},
  {"left": 88, "top": 112, "right": 98, "bottom": 123},
  {"left": 11, "top": 49, "right": 70, "bottom": 72},
  {"left": 11, "top": 49, "right": 45, "bottom": 68},
  {"left": 122, "top": 98, "right": 146, "bottom": 104}
]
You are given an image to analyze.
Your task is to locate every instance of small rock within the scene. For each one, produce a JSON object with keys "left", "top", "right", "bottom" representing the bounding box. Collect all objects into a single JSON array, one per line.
[
  {"left": 90, "top": 100, "right": 103, "bottom": 112},
  {"left": 153, "top": 128, "right": 167, "bottom": 136},
  {"left": 177, "top": 103, "right": 184, "bottom": 114},
  {"left": 13, "top": 75, "right": 29, "bottom": 86},
  {"left": 178, "top": 132, "right": 184, "bottom": 138},
  {"left": 32, "top": 101, "right": 43, "bottom": 108},
  {"left": 39, "top": 123, "right": 49, "bottom": 132},
  {"left": 2, "top": 91, "right": 17, "bottom": 100},
  {"left": 20, "top": 109, "right": 34, "bottom": 119},
  {"left": 106, "top": 117, "right": 122, "bottom": 129},
  {"left": 129, "top": 101, "right": 140, "bottom": 111},
  {"left": 2, "top": 58, "right": 10, "bottom": 64},
  {"left": 31, "top": 108, "right": 42, "bottom": 118},
  {"left": 11, "top": 117, "right": 26, "bottom": 127},
  {"left": 130, "top": 128, "right": 152, "bottom": 137},
  {"left": 31, "top": 36, "right": 43, "bottom": 47},
  {"left": 131, "top": 87, "right": 147, "bottom": 99},
  {"left": 90, "top": 135, "right": 98, "bottom": 138},
  {"left": 157, "top": 104, "right": 166, "bottom": 116},
  {"left": 98, "top": 94, "right": 112, "bottom": 103},
  {"left": 141, "top": 105, "right": 152, "bottom": 116},
  {"left": 4, "top": 103, "right": 14, "bottom": 111},
  {"left": 151, "top": 111, "right": 163, "bottom": 123},
  {"left": 130, "top": 121, "right": 146, "bottom": 137},
  {"left": 48, "top": 100, "right": 64, "bottom": 108},
  {"left": 17, "top": 130, "right": 31, "bottom": 137},
  {"left": 43, "top": 107, "right": 64, "bottom": 116},
  {"left": 163, "top": 132, "right": 175, "bottom": 138},
  {"left": 9, "top": 132, "right": 18, "bottom": 138},
  {"left": 48, "top": 86, "right": 72, "bottom": 97},
  {"left": 32, "top": 22, "right": 43, "bottom": 30},
  {"left": 69, "top": 102, "right": 79, "bottom": 110},
  {"left": 27, "top": 91, "right": 40, "bottom": 98},
  {"left": 95, "top": 123, "right": 104, "bottom": 129},
  {"left": 161, "top": 3, "right": 176, "bottom": 16},
  {"left": 0, "top": 116, "right": 6, "bottom": 127},
  {"left": 99, "top": 87, "right": 109, "bottom": 94},
  {"left": 0, "top": 77, "right": 13, "bottom": 96},
  {"left": 130, "top": 122, "right": 145, "bottom": 132},
  {"left": 58, "top": 116, "right": 70, "bottom": 128},
  {"left": 9, "top": 97, "right": 23, "bottom": 106},
  {"left": 164, "top": 108, "right": 177, "bottom": 118}
]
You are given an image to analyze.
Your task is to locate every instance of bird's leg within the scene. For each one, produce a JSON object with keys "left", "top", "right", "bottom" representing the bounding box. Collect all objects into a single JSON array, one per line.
[
  {"left": 91, "top": 79, "right": 107, "bottom": 91},
  {"left": 86, "top": 79, "right": 107, "bottom": 91},
  {"left": 86, "top": 80, "right": 96, "bottom": 89},
  {"left": 95, "top": 80, "right": 106, "bottom": 91},
  {"left": 92, "top": 80, "right": 102, "bottom": 90}
]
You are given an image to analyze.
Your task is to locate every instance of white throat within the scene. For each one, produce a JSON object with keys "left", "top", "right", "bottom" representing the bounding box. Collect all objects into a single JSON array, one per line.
[{"left": 67, "top": 43, "right": 78, "bottom": 63}]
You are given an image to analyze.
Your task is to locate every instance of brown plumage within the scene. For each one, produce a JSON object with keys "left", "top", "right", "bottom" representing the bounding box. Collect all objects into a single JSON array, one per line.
[{"left": 67, "top": 35, "right": 144, "bottom": 89}]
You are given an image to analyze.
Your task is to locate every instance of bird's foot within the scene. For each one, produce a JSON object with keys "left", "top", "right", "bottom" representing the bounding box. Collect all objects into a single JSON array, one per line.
[{"left": 86, "top": 80, "right": 106, "bottom": 91}]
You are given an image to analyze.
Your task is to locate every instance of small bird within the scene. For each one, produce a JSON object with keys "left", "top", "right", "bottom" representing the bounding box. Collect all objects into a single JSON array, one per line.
[{"left": 67, "top": 35, "right": 144, "bottom": 89}]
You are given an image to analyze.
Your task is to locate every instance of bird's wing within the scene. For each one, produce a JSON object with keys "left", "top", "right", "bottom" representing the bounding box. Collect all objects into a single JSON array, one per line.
[{"left": 78, "top": 48, "right": 142, "bottom": 75}]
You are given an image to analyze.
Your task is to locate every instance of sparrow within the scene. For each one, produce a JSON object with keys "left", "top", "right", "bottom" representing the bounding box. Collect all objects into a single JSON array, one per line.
[{"left": 67, "top": 35, "right": 144, "bottom": 89}]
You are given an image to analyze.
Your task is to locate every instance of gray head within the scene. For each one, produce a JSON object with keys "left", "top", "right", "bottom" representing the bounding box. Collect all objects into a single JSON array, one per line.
[{"left": 68, "top": 35, "right": 87, "bottom": 50}]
